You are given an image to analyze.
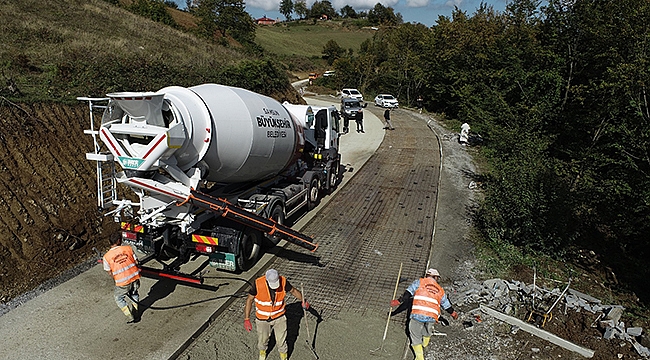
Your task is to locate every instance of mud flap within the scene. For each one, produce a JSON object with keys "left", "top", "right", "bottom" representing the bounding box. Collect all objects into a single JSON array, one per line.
[{"left": 209, "top": 252, "right": 237, "bottom": 271}]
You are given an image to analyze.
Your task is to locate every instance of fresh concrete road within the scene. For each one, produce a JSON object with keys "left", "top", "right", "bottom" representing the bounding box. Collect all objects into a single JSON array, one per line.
[{"left": 0, "top": 95, "right": 384, "bottom": 360}]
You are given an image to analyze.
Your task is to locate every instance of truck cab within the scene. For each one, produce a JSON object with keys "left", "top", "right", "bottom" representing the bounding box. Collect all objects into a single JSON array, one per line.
[{"left": 283, "top": 103, "right": 340, "bottom": 157}]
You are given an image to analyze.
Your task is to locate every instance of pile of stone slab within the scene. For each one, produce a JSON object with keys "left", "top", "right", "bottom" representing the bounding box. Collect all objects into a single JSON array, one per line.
[
  {"left": 597, "top": 306, "right": 650, "bottom": 357},
  {"left": 452, "top": 278, "right": 650, "bottom": 357}
]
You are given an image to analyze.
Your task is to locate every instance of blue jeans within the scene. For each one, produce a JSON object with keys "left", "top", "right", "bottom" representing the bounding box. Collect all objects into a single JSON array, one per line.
[{"left": 114, "top": 279, "right": 140, "bottom": 309}]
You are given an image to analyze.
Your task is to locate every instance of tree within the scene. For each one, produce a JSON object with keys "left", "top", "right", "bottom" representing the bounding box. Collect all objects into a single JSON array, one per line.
[
  {"left": 293, "top": 0, "right": 308, "bottom": 19},
  {"left": 322, "top": 39, "right": 345, "bottom": 65},
  {"left": 367, "top": 3, "right": 402, "bottom": 25},
  {"left": 377, "top": 23, "right": 430, "bottom": 104},
  {"left": 310, "top": 0, "right": 336, "bottom": 20},
  {"left": 194, "top": 0, "right": 219, "bottom": 39},
  {"left": 194, "top": 0, "right": 255, "bottom": 43},
  {"left": 217, "top": 2, "right": 256, "bottom": 43},
  {"left": 340, "top": 5, "right": 357, "bottom": 18},
  {"left": 279, "top": 0, "right": 293, "bottom": 21}
]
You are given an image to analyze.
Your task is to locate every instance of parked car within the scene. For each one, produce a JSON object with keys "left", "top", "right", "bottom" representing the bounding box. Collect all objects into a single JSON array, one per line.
[
  {"left": 374, "top": 94, "right": 399, "bottom": 108},
  {"left": 341, "top": 88, "right": 364, "bottom": 102},
  {"left": 340, "top": 97, "right": 366, "bottom": 133},
  {"left": 323, "top": 70, "right": 335, "bottom": 77}
]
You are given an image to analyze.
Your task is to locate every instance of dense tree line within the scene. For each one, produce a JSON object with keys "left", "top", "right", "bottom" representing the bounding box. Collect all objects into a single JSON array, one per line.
[
  {"left": 277, "top": 0, "right": 402, "bottom": 25},
  {"left": 323, "top": 0, "right": 650, "bottom": 302}
]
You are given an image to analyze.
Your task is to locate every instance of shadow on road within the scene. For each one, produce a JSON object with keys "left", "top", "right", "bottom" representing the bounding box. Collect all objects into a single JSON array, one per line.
[
  {"left": 266, "top": 246, "right": 324, "bottom": 267},
  {"left": 285, "top": 302, "right": 323, "bottom": 358}
]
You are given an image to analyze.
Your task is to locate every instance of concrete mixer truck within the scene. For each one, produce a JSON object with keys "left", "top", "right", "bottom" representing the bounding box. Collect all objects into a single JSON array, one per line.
[{"left": 80, "top": 84, "right": 341, "bottom": 280}]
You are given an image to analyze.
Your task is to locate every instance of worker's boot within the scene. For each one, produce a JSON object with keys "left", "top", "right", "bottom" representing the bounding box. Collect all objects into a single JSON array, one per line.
[
  {"left": 279, "top": 353, "right": 288, "bottom": 360},
  {"left": 422, "top": 336, "right": 430, "bottom": 348},
  {"left": 121, "top": 306, "right": 135, "bottom": 323},
  {"left": 411, "top": 344, "right": 424, "bottom": 360},
  {"left": 131, "top": 302, "right": 140, "bottom": 322},
  {"left": 258, "top": 350, "right": 266, "bottom": 360}
]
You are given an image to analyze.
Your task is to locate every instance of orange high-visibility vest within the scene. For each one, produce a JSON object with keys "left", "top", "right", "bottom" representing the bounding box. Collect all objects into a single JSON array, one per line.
[
  {"left": 254, "top": 276, "right": 287, "bottom": 320},
  {"left": 411, "top": 277, "right": 445, "bottom": 321},
  {"left": 104, "top": 245, "right": 140, "bottom": 287}
]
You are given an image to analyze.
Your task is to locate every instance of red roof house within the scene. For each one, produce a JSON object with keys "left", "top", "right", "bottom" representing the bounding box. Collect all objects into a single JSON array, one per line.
[{"left": 256, "top": 16, "right": 277, "bottom": 25}]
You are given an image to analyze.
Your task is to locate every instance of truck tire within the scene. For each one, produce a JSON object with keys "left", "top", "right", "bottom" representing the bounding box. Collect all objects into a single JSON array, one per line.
[
  {"left": 237, "top": 228, "right": 261, "bottom": 271},
  {"left": 266, "top": 203, "right": 285, "bottom": 245},
  {"left": 307, "top": 176, "right": 320, "bottom": 210},
  {"left": 328, "top": 161, "right": 339, "bottom": 193}
]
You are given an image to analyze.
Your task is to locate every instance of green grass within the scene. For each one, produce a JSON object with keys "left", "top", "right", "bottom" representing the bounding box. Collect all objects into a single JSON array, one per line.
[
  {"left": 1, "top": 2, "right": 375, "bottom": 102},
  {"left": 0, "top": 0, "right": 259, "bottom": 102},
  {"left": 255, "top": 21, "right": 375, "bottom": 58}
]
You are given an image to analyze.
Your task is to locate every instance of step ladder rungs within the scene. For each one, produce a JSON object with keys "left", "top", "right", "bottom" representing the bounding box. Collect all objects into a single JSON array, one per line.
[{"left": 86, "top": 153, "right": 113, "bottom": 161}]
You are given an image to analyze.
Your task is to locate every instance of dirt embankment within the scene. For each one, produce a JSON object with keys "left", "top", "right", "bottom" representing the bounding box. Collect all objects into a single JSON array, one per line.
[{"left": 0, "top": 101, "right": 115, "bottom": 303}]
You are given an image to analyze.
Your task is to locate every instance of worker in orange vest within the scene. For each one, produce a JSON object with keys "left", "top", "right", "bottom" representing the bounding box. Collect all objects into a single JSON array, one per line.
[
  {"left": 244, "top": 269, "right": 309, "bottom": 360},
  {"left": 103, "top": 233, "right": 141, "bottom": 323},
  {"left": 390, "top": 268, "right": 459, "bottom": 360}
]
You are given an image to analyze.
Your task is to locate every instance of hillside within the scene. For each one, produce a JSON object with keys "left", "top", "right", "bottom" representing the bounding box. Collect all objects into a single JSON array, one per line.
[
  {"left": 255, "top": 21, "right": 375, "bottom": 58},
  {"left": 165, "top": 9, "right": 377, "bottom": 76},
  {"left": 0, "top": 0, "right": 300, "bottom": 304},
  {"left": 0, "top": 0, "right": 300, "bottom": 103}
]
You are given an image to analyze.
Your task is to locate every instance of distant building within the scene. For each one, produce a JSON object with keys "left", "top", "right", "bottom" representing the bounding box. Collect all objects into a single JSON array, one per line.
[{"left": 255, "top": 16, "right": 277, "bottom": 25}]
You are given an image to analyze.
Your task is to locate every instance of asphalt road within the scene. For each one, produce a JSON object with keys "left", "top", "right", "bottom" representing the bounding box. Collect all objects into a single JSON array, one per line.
[{"left": 0, "top": 95, "right": 385, "bottom": 360}]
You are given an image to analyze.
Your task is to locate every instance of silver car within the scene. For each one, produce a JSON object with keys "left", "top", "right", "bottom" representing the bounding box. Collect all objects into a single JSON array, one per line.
[{"left": 374, "top": 94, "right": 399, "bottom": 108}]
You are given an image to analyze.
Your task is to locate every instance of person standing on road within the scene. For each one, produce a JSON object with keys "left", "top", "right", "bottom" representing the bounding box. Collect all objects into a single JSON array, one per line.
[
  {"left": 343, "top": 115, "right": 350, "bottom": 133},
  {"left": 416, "top": 95, "right": 424, "bottom": 113},
  {"left": 383, "top": 108, "right": 395, "bottom": 130},
  {"left": 103, "top": 233, "right": 141, "bottom": 323},
  {"left": 459, "top": 122, "right": 470, "bottom": 145},
  {"left": 390, "top": 268, "right": 458, "bottom": 360},
  {"left": 244, "top": 269, "right": 309, "bottom": 360},
  {"left": 356, "top": 111, "right": 364, "bottom": 133}
]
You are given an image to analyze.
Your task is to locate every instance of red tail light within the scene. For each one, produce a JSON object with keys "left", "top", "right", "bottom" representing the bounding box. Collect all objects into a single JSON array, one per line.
[
  {"left": 122, "top": 231, "right": 137, "bottom": 240},
  {"left": 195, "top": 244, "right": 214, "bottom": 253}
]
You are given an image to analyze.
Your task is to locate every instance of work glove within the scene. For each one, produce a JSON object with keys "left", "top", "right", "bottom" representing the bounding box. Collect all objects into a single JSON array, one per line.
[
  {"left": 244, "top": 319, "right": 252, "bottom": 332},
  {"left": 302, "top": 300, "right": 310, "bottom": 310},
  {"left": 390, "top": 299, "right": 400, "bottom": 307},
  {"left": 450, "top": 311, "right": 459, "bottom": 320}
]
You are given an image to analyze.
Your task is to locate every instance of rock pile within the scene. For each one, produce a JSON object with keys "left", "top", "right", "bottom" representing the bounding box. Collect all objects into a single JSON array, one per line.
[{"left": 451, "top": 278, "right": 650, "bottom": 357}]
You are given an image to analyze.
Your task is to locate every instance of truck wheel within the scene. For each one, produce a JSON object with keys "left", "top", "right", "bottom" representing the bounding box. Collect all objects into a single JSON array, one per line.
[
  {"left": 237, "top": 228, "right": 261, "bottom": 271},
  {"left": 328, "top": 161, "right": 339, "bottom": 193},
  {"left": 266, "top": 203, "right": 285, "bottom": 245},
  {"left": 307, "top": 176, "right": 320, "bottom": 210}
]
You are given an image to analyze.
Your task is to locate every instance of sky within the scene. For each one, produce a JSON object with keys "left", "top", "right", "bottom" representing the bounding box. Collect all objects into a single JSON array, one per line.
[{"left": 172, "top": 0, "right": 509, "bottom": 27}]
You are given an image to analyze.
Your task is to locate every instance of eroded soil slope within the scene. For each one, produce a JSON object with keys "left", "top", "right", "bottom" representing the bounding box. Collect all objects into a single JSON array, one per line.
[{"left": 0, "top": 101, "right": 116, "bottom": 303}]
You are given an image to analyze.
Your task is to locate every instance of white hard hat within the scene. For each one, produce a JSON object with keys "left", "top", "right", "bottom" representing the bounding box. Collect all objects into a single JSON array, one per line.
[
  {"left": 426, "top": 268, "right": 440, "bottom": 277},
  {"left": 265, "top": 269, "right": 280, "bottom": 289}
]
